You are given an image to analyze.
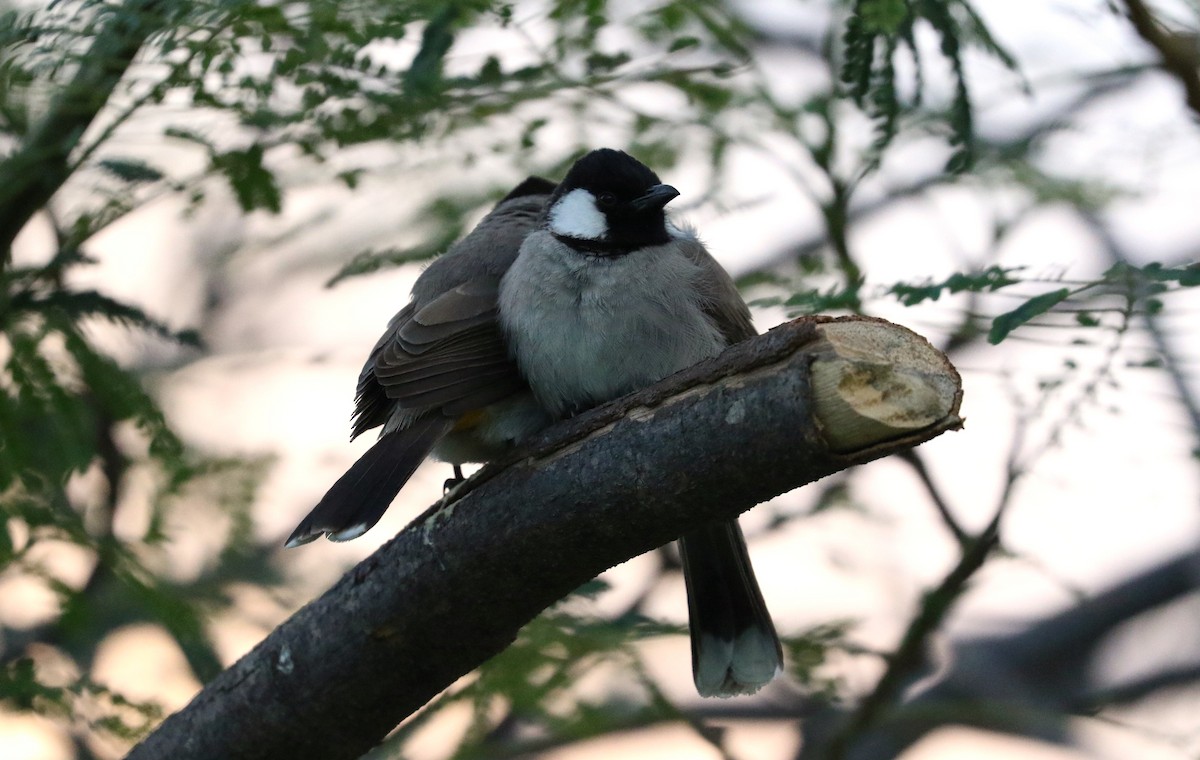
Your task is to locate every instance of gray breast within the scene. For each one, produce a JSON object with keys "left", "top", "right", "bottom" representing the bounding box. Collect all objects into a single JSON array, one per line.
[{"left": 499, "top": 231, "right": 724, "bottom": 419}]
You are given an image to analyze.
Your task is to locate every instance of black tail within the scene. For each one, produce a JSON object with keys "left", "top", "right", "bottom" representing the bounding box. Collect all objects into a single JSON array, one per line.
[
  {"left": 679, "top": 520, "right": 782, "bottom": 697},
  {"left": 285, "top": 416, "right": 451, "bottom": 547}
]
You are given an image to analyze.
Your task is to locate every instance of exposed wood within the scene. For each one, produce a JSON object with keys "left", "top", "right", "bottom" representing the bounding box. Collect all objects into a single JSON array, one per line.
[{"left": 809, "top": 318, "right": 962, "bottom": 452}]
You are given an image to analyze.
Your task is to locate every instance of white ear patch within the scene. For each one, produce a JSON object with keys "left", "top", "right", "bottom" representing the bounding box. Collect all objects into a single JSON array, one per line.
[{"left": 548, "top": 188, "right": 608, "bottom": 240}]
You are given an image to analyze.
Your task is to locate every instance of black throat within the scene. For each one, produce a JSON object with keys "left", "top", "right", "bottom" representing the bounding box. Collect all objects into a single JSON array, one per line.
[{"left": 552, "top": 232, "right": 633, "bottom": 258}]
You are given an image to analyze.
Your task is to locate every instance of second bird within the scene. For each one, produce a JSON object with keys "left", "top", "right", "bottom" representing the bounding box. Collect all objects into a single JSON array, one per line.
[{"left": 287, "top": 148, "right": 782, "bottom": 697}]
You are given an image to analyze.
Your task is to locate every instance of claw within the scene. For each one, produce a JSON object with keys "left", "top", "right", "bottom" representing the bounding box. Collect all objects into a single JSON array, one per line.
[{"left": 443, "top": 464, "right": 466, "bottom": 494}]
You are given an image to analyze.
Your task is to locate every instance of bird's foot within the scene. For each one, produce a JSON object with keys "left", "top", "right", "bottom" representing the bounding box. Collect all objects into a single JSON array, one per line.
[{"left": 443, "top": 465, "right": 466, "bottom": 494}]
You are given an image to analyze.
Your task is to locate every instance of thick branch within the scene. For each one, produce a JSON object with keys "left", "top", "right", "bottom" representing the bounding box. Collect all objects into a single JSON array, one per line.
[{"left": 129, "top": 316, "right": 962, "bottom": 760}]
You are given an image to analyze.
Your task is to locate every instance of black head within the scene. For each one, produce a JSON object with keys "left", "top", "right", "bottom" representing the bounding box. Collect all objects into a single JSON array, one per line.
[{"left": 545, "top": 149, "right": 679, "bottom": 256}]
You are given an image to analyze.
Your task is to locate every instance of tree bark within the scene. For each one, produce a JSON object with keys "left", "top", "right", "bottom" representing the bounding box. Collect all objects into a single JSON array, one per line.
[{"left": 128, "top": 315, "right": 963, "bottom": 760}]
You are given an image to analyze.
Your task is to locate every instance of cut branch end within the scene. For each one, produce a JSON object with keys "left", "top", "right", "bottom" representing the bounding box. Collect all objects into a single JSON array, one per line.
[{"left": 808, "top": 318, "right": 963, "bottom": 453}]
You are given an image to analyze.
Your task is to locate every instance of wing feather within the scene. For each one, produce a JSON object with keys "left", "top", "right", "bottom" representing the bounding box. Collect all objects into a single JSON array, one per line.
[{"left": 350, "top": 277, "right": 525, "bottom": 438}]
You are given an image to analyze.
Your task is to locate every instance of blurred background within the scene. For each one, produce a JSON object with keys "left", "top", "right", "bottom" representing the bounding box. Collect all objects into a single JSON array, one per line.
[{"left": 1, "top": 0, "right": 1199, "bottom": 757}]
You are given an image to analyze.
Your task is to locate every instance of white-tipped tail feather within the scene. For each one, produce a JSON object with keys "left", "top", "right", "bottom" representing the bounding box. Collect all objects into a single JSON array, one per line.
[
  {"left": 694, "top": 627, "right": 784, "bottom": 697},
  {"left": 327, "top": 522, "right": 372, "bottom": 542},
  {"left": 680, "top": 520, "right": 783, "bottom": 698},
  {"left": 284, "top": 416, "right": 452, "bottom": 548}
]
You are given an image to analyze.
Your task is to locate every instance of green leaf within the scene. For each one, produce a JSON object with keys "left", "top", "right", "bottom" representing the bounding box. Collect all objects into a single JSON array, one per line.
[
  {"left": 59, "top": 329, "right": 188, "bottom": 483},
  {"left": 988, "top": 288, "right": 1071, "bottom": 344},
  {"left": 403, "top": 4, "right": 462, "bottom": 97},
  {"left": 735, "top": 271, "right": 791, "bottom": 289},
  {"left": 783, "top": 621, "right": 852, "bottom": 699},
  {"left": 858, "top": 0, "right": 908, "bottom": 34},
  {"left": 684, "top": 2, "right": 749, "bottom": 59},
  {"left": 127, "top": 573, "right": 224, "bottom": 682},
  {"left": 668, "top": 35, "right": 700, "bottom": 52},
  {"left": 0, "top": 518, "right": 13, "bottom": 568},
  {"left": 783, "top": 283, "right": 863, "bottom": 313},
  {"left": 327, "top": 240, "right": 459, "bottom": 287},
  {"left": 477, "top": 55, "right": 502, "bottom": 84},
  {"left": 0, "top": 658, "right": 56, "bottom": 710},
  {"left": 13, "top": 288, "right": 201, "bottom": 346},
  {"left": 210, "top": 144, "right": 282, "bottom": 213},
  {"left": 97, "top": 158, "right": 164, "bottom": 183},
  {"left": 841, "top": 12, "right": 875, "bottom": 102},
  {"left": 585, "top": 50, "right": 632, "bottom": 74},
  {"left": 3, "top": 329, "right": 96, "bottom": 485},
  {"left": 164, "top": 126, "right": 215, "bottom": 150},
  {"left": 1135, "top": 262, "right": 1200, "bottom": 286},
  {"left": 889, "top": 266, "right": 1022, "bottom": 306}
]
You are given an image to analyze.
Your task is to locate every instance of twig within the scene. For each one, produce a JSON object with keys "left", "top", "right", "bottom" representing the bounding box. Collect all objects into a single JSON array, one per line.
[
  {"left": 1081, "top": 213, "right": 1200, "bottom": 453},
  {"left": 1079, "top": 662, "right": 1200, "bottom": 711},
  {"left": 820, "top": 512, "right": 1003, "bottom": 760},
  {"left": 1121, "top": 0, "right": 1200, "bottom": 119},
  {"left": 895, "top": 450, "right": 967, "bottom": 545}
]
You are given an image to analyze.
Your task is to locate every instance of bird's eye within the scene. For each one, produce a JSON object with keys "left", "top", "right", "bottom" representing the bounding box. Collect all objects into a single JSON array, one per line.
[{"left": 596, "top": 192, "right": 617, "bottom": 208}]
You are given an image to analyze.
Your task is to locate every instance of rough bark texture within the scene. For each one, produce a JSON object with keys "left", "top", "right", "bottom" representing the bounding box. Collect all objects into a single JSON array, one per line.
[{"left": 129, "top": 315, "right": 962, "bottom": 760}]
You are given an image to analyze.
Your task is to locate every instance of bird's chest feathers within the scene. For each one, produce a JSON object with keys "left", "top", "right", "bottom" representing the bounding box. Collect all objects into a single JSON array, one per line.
[{"left": 501, "top": 240, "right": 723, "bottom": 417}]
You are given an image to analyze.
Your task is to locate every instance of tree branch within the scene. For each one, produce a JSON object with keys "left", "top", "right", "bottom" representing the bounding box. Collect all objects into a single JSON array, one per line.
[
  {"left": 128, "top": 316, "right": 962, "bottom": 760},
  {"left": 816, "top": 511, "right": 1003, "bottom": 760},
  {"left": 1121, "top": 0, "right": 1200, "bottom": 120},
  {"left": 896, "top": 450, "right": 968, "bottom": 545},
  {"left": 1081, "top": 211, "right": 1200, "bottom": 456},
  {"left": 0, "top": 0, "right": 168, "bottom": 260},
  {"left": 798, "top": 550, "right": 1200, "bottom": 759}
]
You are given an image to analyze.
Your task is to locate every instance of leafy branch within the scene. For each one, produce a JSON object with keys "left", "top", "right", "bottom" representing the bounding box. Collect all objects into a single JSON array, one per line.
[
  {"left": 1120, "top": 0, "right": 1200, "bottom": 119},
  {"left": 841, "top": 0, "right": 1022, "bottom": 172},
  {"left": 987, "top": 261, "right": 1200, "bottom": 344},
  {"left": 0, "top": 0, "right": 172, "bottom": 259}
]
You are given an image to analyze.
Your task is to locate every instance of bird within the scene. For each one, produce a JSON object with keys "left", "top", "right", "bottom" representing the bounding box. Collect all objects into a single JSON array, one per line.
[{"left": 287, "top": 149, "right": 782, "bottom": 697}]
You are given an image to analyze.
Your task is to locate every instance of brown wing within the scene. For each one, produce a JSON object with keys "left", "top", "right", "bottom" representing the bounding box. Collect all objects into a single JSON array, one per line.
[
  {"left": 678, "top": 237, "right": 757, "bottom": 346},
  {"left": 350, "top": 278, "right": 525, "bottom": 439},
  {"left": 347, "top": 180, "right": 555, "bottom": 439}
]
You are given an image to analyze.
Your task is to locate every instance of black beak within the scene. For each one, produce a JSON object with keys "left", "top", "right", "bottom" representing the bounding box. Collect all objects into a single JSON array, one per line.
[{"left": 630, "top": 184, "right": 680, "bottom": 213}]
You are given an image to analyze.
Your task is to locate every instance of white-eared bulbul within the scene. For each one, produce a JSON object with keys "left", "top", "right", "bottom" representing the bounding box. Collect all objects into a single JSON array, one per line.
[{"left": 288, "top": 149, "right": 782, "bottom": 697}]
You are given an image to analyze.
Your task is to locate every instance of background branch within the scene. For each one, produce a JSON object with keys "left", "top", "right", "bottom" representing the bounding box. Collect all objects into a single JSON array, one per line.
[
  {"left": 794, "top": 550, "right": 1200, "bottom": 759},
  {"left": 1121, "top": 0, "right": 1200, "bottom": 119}
]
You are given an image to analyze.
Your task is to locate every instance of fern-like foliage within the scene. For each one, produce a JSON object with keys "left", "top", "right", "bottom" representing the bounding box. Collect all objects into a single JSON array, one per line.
[{"left": 841, "top": 0, "right": 1021, "bottom": 170}]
